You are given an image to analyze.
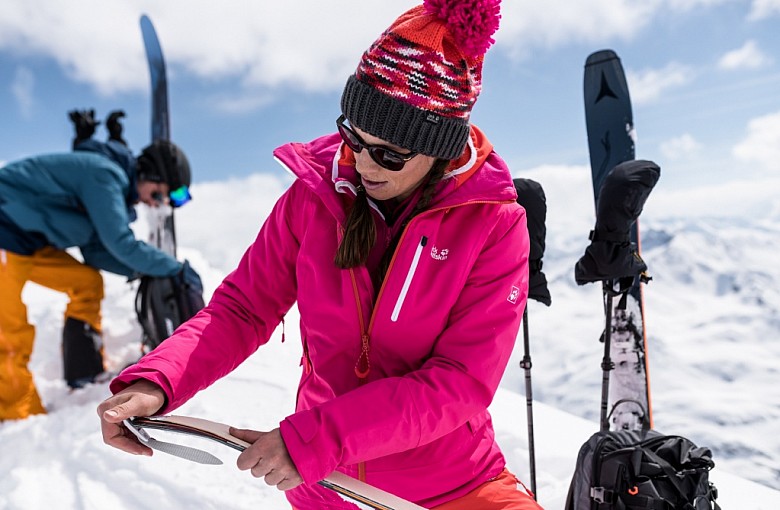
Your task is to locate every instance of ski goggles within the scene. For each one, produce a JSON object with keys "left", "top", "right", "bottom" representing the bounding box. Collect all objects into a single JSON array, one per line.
[
  {"left": 169, "top": 185, "right": 192, "bottom": 208},
  {"left": 336, "top": 114, "right": 417, "bottom": 171}
]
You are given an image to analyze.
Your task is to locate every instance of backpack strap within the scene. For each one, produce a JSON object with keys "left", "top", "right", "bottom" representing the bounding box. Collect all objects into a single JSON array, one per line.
[
  {"left": 641, "top": 447, "right": 719, "bottom": 509},
  {"left": 135, "top": 277, "right": 152, "bottom": 343},
  {"left": 591, "top": 486, "right": 672, "bottom": 510}
]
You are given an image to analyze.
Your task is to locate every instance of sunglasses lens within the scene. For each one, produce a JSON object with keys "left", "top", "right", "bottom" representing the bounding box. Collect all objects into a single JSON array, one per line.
[
  {"left": 337, "top": 115, "right": 413, "bottom": 171},
  {"left": 169, "top": 185, "right": 192, "bottom": 208},
  {"left": 372, "top": 149, "right": 406, "bottom": 171},
  {"left": 338, "top": 125, "right": 362, "bottom": 153}
]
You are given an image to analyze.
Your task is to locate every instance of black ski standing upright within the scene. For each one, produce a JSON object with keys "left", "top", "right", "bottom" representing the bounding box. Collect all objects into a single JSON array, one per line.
[
  {"left": 135, "top": 15, "right": 205, "bottom": 354},
  {"left": 582, "top": 50, "right": 652, "bottom": 432},
  {"left": 140, "top": 14, "right": 176, "bottom": 257}
]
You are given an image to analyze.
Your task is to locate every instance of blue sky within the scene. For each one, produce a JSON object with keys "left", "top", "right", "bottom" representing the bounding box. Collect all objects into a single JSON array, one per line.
[{"left": 1, "top": 0, "right": 779, "bottom": 193}]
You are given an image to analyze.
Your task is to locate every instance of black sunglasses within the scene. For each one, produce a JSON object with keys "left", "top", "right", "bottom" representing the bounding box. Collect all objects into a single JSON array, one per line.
[{"left": 336, "top": 115, "right": 417, "bottom": 171}]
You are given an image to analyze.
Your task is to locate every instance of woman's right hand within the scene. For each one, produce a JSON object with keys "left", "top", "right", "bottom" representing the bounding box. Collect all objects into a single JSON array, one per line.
[{"left": 96, "top": 379, "right": 167, "bottom": 456}]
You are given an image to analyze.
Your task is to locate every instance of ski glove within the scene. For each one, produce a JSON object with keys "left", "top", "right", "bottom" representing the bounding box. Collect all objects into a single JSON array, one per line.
[
  {"left": 106, "top": 110, "right": 127, "bottom": 146},
  {"left": 69, "top": 109, "right": 100, "bottom": 145},
  {"left": 177, "top": 260, "right": 203, "bottom": 295}
]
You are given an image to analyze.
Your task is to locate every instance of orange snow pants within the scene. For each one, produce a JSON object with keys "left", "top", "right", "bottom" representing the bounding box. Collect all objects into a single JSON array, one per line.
[
  {"left": 431, "top": 469, "right": 542, "bottom": 510},
  {"left": 0, "top": 247, "right": 103, "bottom": 420},
  {"left": 292, "top": 468, "right": 541, "bottom": 510}
]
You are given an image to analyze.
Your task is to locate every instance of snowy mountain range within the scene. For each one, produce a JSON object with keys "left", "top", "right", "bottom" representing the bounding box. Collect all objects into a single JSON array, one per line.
[{"left": 1, "top": 166, "right": 778, "bottom": 509}]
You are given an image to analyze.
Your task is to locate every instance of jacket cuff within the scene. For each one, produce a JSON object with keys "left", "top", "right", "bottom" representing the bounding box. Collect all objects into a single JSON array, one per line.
[
  {"left": 109, "top": 369, "right": 175, "bottom": 414},
  {"left": 280, "top": 409, "right": 335, "bottom": 485}
]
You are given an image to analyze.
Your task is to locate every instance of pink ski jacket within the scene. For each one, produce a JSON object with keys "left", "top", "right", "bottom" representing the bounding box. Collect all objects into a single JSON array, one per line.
[{"left": 112, "top": 127, "right": 530, "bottom": 509}]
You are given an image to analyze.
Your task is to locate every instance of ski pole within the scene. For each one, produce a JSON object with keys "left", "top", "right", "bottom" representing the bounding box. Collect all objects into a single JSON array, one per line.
[
  {"left": 519, "top": 306, "right": 537, "bottom": 499},
  {"left": 599, "top": 279, "right": 616, "bottom": 432}
]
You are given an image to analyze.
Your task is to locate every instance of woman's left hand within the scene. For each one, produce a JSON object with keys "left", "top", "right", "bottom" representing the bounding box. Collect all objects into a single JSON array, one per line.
[{"left": 230, "top": 427, "right": 303, "bottom": 491}]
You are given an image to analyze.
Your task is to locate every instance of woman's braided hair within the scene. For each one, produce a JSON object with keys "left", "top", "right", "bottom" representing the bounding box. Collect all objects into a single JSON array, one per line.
[
  {"left": 374, "top": 159, "right": 448, "bottom": 285},
  {"left": 335, "top": 158, "right": 449, "bottom": 285}
]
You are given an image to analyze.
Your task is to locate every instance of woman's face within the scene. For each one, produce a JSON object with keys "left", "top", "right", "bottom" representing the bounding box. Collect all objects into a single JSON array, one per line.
[{"left": 351, "top": 125, "right": 436, "bottom": 202}]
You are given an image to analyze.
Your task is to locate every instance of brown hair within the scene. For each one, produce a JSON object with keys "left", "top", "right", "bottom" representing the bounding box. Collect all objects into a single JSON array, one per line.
[
  {"left": 334, "top": 184, "right": 376, "bottom": 269},
  {"left": 335, "top": 159, "right": 449, "bottom": 281}
]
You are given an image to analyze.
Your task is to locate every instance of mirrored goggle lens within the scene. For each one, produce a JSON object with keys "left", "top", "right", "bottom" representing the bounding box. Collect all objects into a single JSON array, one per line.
[{"left": 169, "top": 185, "right": 192, "bottom": 208}]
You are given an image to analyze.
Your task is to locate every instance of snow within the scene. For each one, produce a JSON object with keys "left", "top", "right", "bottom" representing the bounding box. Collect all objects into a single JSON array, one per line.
[{"left": 2, "top": 167, "right": 779, "bottom": 509}]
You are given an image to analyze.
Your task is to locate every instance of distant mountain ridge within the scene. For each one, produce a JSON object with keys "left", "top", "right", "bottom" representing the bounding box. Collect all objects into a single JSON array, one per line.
[{"left": 510, "top": 213, "right": 780, "bottom": 491}]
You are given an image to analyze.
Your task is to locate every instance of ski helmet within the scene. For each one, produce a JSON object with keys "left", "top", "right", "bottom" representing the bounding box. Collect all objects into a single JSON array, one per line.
[{"left": 137, "top": 140, "right": 191, "bottom": 194}]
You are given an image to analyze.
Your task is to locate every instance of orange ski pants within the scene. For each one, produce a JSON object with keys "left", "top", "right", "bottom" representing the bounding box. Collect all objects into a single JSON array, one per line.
[
  {"left": 292, "top": 468, "right": 541, "bottom": 510},
  {"left": 0, "top": 247, "right": 103, "bottom": 420},
  {"left": 431, "top": 469, "right": 542, "bottom": 510}
]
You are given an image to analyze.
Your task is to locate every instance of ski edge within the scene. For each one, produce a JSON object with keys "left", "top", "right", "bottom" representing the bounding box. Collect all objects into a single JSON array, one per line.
[
  {"left": 139, "top": 14, "right": 170, "bottom": 142},
  {"left": 131, "top": 415, "right": 429, "bottom": 510}
]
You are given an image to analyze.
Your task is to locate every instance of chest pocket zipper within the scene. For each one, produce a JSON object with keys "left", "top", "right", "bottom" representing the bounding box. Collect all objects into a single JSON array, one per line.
[{"left": 390, "top": 235, "right": 427, "bottom": 322}]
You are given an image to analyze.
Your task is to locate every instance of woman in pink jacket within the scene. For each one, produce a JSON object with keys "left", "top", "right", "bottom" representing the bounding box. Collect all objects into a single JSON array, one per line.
[{"left": 98, "top": 1, "right": 538, "bottom": 508}]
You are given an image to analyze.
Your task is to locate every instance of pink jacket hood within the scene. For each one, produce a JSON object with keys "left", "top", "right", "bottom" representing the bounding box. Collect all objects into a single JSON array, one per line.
[{"left": 113, "top": 128, "right": 530, "bottom": 508}]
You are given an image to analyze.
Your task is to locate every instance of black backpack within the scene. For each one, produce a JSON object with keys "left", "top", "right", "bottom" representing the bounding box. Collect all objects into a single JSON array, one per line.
[
  {"left": 135, "top": 275, "right": 205, "bottom": 352},
  {"left": 566, "top": 429, "right": 720, "bottom": 510}
]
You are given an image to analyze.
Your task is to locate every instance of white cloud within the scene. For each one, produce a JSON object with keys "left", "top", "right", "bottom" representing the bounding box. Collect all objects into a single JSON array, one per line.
[
  {"left": 0, "top": 0, "right": 418, "bottom": 96},
  {"left": 626, "top": 63, "right": 695, "bottom": 105},
  {"left": 498, "top": 0, "right": 656, "bottom": 57},
  {"left": 0, "top": 1, "right": 147, "bottom": 95},
  {"left": 659, "top": 133, "right": 702, "bottom": 160},
  {"left": 644, "top": 175, "right": 780, "bottom": 220},
  {"left": 497, "top": 0, "right": 740, "bottom": 59},
  {"left": 718, "top": 40, "right": 772, "bottom": 70},
  {"left": 207, "top": 92, "right": 275, "bottom": 116},
  {"left": 11, "top": 66, "right": 35, "bottom": 118},
  {"left": 748, "top": 0, "right": 780, "bottom": 20},
  {"left": 732, "top": 110, "right": 780, "bottom": 174},
  {"left": 516, "top": 160, "right": 780, "bottom": 225},
  {"left": 666, "top": 0, "right": 734, "bottom": 10},
  {"left": 0, "top": 0, "right": 733, "bottom": 99}
]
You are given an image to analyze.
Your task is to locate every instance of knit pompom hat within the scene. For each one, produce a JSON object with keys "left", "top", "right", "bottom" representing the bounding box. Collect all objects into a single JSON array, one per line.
[{"left": 341, "top": 0, "right": 501, "bottom": 160}]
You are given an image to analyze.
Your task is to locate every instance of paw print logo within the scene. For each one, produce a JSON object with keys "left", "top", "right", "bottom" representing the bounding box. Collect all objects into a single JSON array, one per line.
[{"left": 507, "top": 286, "right": 520, "bottom": 304}]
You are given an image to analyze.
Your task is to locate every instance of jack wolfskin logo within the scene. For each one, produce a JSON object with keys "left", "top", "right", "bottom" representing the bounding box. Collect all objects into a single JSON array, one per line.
[
  {"left": 507, "top": 286, "right": 520, "bottom": 304},
  {"left": 430, "top": 246, "right": 449, "bottom": 261}
]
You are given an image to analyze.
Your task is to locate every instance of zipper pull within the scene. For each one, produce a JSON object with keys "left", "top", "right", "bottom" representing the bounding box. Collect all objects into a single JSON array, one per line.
[
  {"left": 354, "top": 333, "right": 371, "bottom": 379},
  {"left": 299, "top": 344, "right": 312, "bottom": 374}
]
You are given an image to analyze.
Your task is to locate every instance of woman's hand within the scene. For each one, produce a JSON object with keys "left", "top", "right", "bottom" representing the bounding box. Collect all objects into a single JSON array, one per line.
[
  {"left": 231, "top": 427, "right": 303, "bottom": 491},
  {"left": 96, "top": 379, "right": 167, "bottom": 456}
]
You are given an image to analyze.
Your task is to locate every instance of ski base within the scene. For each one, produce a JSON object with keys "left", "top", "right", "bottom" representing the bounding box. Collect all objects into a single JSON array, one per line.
[{"left": 130, "top": 415, "right": 428, "bottom": 510}]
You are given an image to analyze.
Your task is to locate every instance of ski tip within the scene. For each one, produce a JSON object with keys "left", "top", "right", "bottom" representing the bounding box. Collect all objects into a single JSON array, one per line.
[{"left": 585, "top": 49, "right": 620, "bottom": 67}]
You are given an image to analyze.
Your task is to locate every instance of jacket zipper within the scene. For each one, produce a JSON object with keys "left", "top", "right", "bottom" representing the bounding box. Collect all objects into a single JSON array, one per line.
[
  {"left": 348, "top": 266, "right": 370, "bottom": 484},
  {"left": 347, "top": 199, "right": 513, "bottom": 483},
  {"left": 366, "top": 199, "right": 514, "bottom": 340},
  {"left": 390, "top": 236, "right": 427, "bottom": 322},
  {"left": 349, "top": 268, "right": 370, "bottom": 380}
]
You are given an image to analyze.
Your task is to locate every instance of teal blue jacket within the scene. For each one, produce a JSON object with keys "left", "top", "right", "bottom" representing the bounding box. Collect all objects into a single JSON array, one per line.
[{"left": 0, "top": 143, "right": 181, "bottom": 278}]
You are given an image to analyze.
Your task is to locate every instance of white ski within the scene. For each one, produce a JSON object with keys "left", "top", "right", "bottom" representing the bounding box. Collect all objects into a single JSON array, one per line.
[{"left": 127, "top": 415, "right": 427, "bottom": 510}]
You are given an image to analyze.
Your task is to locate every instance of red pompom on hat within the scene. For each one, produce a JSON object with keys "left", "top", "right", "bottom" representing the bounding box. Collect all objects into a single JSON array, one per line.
[{"left": 341, "top": 0, "right": 502, "bottom": 160}]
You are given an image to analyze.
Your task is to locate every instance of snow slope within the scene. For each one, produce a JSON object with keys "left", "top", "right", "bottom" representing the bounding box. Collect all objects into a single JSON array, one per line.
[{"left": 1, "top": 168, "right": 779, "bottom": 509}]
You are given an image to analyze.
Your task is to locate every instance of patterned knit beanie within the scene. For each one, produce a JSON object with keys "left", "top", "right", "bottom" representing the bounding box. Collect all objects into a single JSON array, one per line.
[{"left": 341, "top": 0, "right": 501, "bottom": 160}]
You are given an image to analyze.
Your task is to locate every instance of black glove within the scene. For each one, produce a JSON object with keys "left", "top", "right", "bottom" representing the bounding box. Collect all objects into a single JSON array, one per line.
[
  {"left": 106, "top": 110, "right": 127, "bottom": 146},
  {"left": 68, "top": 109, "right": 100, "bottom": 147},
  {"left": 177, "top": 260, "right": 203, "bottom": 294}
]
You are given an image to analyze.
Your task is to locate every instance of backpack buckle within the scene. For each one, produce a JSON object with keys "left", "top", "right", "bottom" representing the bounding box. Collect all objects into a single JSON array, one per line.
[{"left": 590, "top": 487, "right": 615, "bottom": 504}]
